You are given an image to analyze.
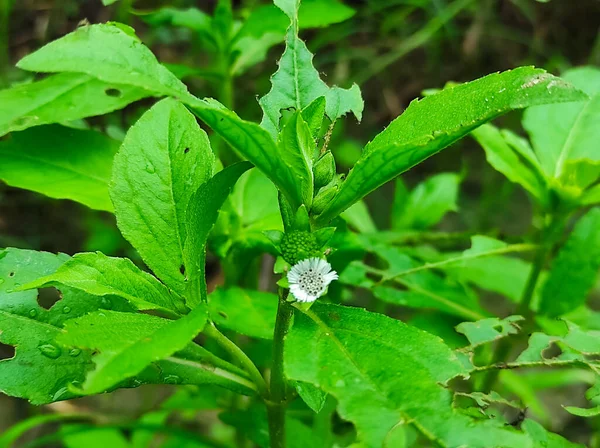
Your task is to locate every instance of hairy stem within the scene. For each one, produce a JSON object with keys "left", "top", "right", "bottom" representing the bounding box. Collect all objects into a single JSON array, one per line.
[
  {"left": 204, "top": 323, "right": 268, "bottom": 397},
  {"left": 267, "top": 289, "right": 294, "bottom": 448}
]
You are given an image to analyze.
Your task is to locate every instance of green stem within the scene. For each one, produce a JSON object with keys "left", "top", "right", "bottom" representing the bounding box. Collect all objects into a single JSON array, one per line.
[
  {"left": 204, "top": 323, "right": 268, "bottom": 397},
  {"left": 480, "top": 213, "right": 565, "bottom": 392},
  {"left": 267, "top": 289, "right": 294, "bottom": 448}
]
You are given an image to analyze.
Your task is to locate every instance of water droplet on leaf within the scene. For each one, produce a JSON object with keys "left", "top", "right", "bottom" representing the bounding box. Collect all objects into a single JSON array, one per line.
[
  {"left": 145, "top": 163, "right": 156, "bottom": 174},
  {"left": 62, "top": 306, "right": 71, "bottom": 314},
  {"left": 100, "top": 297, "right": 112, "bottom": 309},
  {"left": 69, "top": 348, "right": 81, "bottom": 357},
  {"left": 29, "top": 309, "right": 38, "bottom": 317},
  {"left": 38, "top": 343, "right": 61, "bottom": 359}
]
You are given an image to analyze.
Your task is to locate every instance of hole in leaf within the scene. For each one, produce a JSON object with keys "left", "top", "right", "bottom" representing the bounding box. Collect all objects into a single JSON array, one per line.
[
  {"left": 184, "top": 147, "right": 190, "bottom": 154},
  {"left": 179, "top": 265, "right": 186, "bottom": 275},
  {"left": 37, "top": 287, "right": 62, "bottom": 310},
  {"left": 218, "top": 311, "right": 228, "bottom": 319},
  {"left": 542, "top": 342, "right": 562, "bottom": 360},
  {"left": 0, "top": 342, "right": 16, "bottom": 360},
  {"left": 493, "top": 325, "right": 503, "bottom": 333},
  {"left": 8, "top": 272, "right": 14, "bottom": 277},
  {"left": 104, "top": 88, "right": 122, "bottom": 97}
]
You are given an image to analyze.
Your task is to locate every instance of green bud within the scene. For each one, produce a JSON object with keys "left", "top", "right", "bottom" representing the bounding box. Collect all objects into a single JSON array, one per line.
[
  {"left": 311, "top": 182, "right": 339, "bottom": 215},
  {"left": 313, "top": 151, "right": 336, "bottom": 189},
  {"left": 280, "top": 231, "right": 320, "bottom": 265},
  {"left": 292, "top": 205, "right": 311, "bottom": 232}
]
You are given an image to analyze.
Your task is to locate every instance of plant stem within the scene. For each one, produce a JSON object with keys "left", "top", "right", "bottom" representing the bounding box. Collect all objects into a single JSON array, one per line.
[
  {"left": 267, "top": 289, "right": 294, "bottom": 448},
  {"left": 480, "top": 213, "right": 564, "bottom": 392},
  {"left": 204, "top": 323, "right": 268, "bottom": 397}
]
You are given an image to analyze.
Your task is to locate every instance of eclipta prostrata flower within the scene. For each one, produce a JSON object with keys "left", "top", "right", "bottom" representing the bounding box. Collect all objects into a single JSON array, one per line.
[{"left": 287, "top": 257, "right": 338, "bottom": 303}]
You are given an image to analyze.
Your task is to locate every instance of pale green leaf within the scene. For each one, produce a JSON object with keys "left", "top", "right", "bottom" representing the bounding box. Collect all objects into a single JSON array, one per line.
[
  {"left": 208, "top": 288, "right": 277, "bottom": 339},
  {"left": 0, "top": 125, "right": 118, "bottom": 211},
  {"left": 111, "top": 98, "right": 214, "bottom": 296},
  {"left": 259, "top": 26, "right": 363, "bottom": 138},
  {"left": 315, "top": 68, "right": 588, "bottom": 224},
  {"left": 19, "top": 252, "right": 187, "bottom": 315},
  {"left": 341, "top": 200, "right": 377, "bottom": 233},
  {"left": 539, "top": 208, "right": 600, "bottom": 317},
  {"left": 523, "top": 66, "right": 600, "bottom": 178},
  {"left": 184, "top": 162, "right": 253, "bottom": 307},
  {"left": 298, "top": 0, "right": 355, "bottom": 28},
  {"left": 392, "top": 172, "right": 461, "bottom": 230},
  {"left": 285, "top": 304, "right": 530, "bottom": 447},
  {"left": 17, "top": 23, "right": 188, "bottom": 97},
  {"left": 0, "top": 72, "right": 149, "bottom": 136},
  {"left": 563, "top": 405, "right": 600, "bottom": 417},
  {"left": 471, "top": 124, "right": 548, "bottom": 202}
]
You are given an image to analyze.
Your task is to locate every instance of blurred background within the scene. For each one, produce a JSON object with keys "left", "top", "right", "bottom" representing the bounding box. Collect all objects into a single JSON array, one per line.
[{"left": 1, "top": 0, "right": 600, "bottom": 444}]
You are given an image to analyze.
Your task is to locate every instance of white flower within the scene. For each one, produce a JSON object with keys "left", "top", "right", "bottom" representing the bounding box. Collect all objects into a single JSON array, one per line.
[{"left": 287, "top": 257, "right": 338, "bottom": 303}]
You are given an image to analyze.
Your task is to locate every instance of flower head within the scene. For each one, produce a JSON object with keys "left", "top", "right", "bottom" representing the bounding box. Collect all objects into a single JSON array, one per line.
[{"left": 287, "top": 257, "right": 338, "bottom": 303}]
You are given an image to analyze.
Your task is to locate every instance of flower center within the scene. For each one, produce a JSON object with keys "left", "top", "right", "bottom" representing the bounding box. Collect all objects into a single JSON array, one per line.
[{"left": 297, "top": 269, "right": 325, "bottom": 297}]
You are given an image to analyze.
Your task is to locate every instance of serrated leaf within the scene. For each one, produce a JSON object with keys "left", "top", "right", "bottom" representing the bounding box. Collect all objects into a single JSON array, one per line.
[
  {"left": 259, "top": 26, "right": 363, "bottom": 138},
  {"left": 184, "top": 162, "right": 253, "bottom": 307},
  {"left": 285, "top": 303, "right": 530, "bottom": 447},
  {"left": 208, "top": 287, "right": 277, "bottom": 339},
  {"left": 391, "top": 172, "right": 461, "bottom": 230},
  {"left": 539, "top": 208, "right": 600, "bottom": 317},
  {"left": 111, "top": 98, "right": 214, "bottom": 296},
  {"left": 19, "top": 252, "right": 187, "bottom": 315},
  {"left": 64, "top": 305, "right": 208, "bottom": 395},
  {"left": 523, "top": 66, "right": 600, "bottom": 178},
  {"left": 17, "top": 23, "right": 188, "bottom": 97},
  {"left": 0, "top": 73, "right": 149, "bottom": 136},
  {"left": 0, "top": 125, "right": 118, "bottom": 211},
  {"left": 315, "top": 67, "right": 588, "bottom": 224}
]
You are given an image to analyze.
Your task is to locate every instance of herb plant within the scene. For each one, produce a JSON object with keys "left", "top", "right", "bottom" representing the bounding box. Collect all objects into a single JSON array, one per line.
[{"left": 1, "top": 0, "right": 600, "bottom": 447}]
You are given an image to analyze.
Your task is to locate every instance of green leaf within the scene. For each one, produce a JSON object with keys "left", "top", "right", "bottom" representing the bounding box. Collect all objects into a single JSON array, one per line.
[
  {"left": 102, "top": 0, "right": 121, "bottom": 5},
  {"left": 285, "top": 303, "right": 530, "bottom": 447},
  {"left": 471, "top": 124, "right": 548, "bottom": 203},
  {"left": 259, "top": 26, "right": 363, "bottom": 138},
  {"left": 444, "top": 236, "right": 534, "bottom": 303},
  {"left": 294, "top": 381, "right": 327, "bottom": 413},
  {"left": 61, "top": 305, "right": 208, "bottom": 395},
  {"left": 563, "top": 405, "right": 600, "bottom": 417},
  {"left": 523, "top": 66, "right": 600, "bottom": 178},
  {"left": 17, "top": 23, "right": 188, "bottom": 97},
  {"left": 340, "top": 244, "right": 486, "bottom": 320},
  {"left": 111, "top": 98, "right": 214, "bottom": 296},
  {"left": 456, "top": 315, "right": 523, "bottom": 349},
  {"left": 315, "top": 67, "right": 588, "bottom": 224},
  {"left": 391, "top": 172, "right": 461, "bottom": 230},
  {"left": 539, "top": 208, "right": 600, "bottom": 317},
  {"left": 208, "top": 287, "right": 277, "bottom": 339},
  {"left": 0, "top": 249, "right": 94, "bottom": 404},
  {"left": 0, "top": 73, "right": 149, "bottom": 136},
  {"left": 19, "top": 252, "right": 187, "bottom": 315},
  {"left": 521, "top": 419, "right": 582, "bottom": 448},
  {"left": 0, "top": 125, "right": 118, "bottom": 211},
  {"left": 298, "top": 0, "right": 355, "bottom": 28},
  {"left": 185, "top": 97, "right": 304, "bottom": 210},
  {"left": 341, "top": 200, "right": 377, "bottom": 233},
  {"left": 277, "top": 112, "right": 315, "bottom": 208},
  {"left": 184, "top": 162, "right": 253, "bottom": 307}
]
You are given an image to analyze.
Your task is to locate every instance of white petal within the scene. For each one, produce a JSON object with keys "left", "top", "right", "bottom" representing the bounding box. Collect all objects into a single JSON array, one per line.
[{"left": 323, "top": 271, "right": 338, "bottom": 284}]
